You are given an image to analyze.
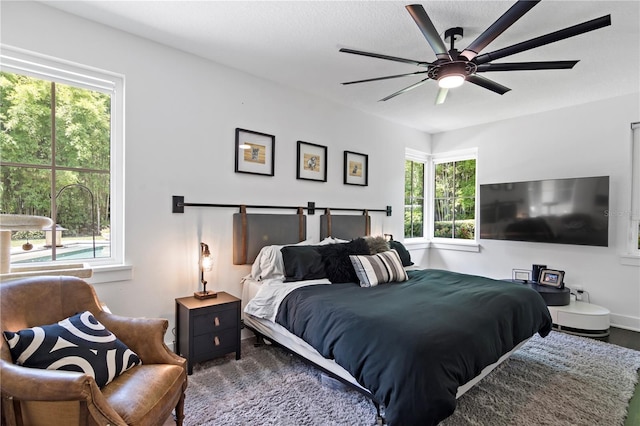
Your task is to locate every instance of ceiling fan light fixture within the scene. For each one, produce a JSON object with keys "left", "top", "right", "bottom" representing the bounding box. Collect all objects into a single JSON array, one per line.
[
  {"left": 436, "top": 61, "right": 468, "bottom": 88},
  {"left": 438, "top": 74, "right": 465, "bottom": 89}
]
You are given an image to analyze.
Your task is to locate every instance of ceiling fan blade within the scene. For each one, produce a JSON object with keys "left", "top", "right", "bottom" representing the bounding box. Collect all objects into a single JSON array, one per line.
[
  {"left": 342, "top": 71, "right": 430, "bottom": 85},
  {"left": 339, "top": 48, "right": 429, "bottom": 67},
  {"left": 435, "top": 87, "right": 448, "bottom": 105},
  {"left": 466, "top": 75, "right": 511, "bottom": 95},
  {"left": 474, "top": 15, "right": 611, "bottom": 65},
  {"left": 476, "top": 60, "right": 578, "bottom": 72},
  {"left": 406, "top": 4, "right": 451, "bottom": 61},
  {"left": 379, "top": 78, "right": 431, "bottom": 101},
  {"left": 460, "top": 0, "right": 540, "bottom": 61}
]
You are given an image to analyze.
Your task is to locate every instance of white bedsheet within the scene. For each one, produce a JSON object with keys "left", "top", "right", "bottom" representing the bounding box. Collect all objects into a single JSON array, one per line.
[{"left": 243, "top": 277, "right": 330, "bottom": 321}]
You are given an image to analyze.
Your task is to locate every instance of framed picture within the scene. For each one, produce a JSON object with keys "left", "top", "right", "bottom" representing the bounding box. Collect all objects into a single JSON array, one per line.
[
  {"left": 343, "top": 151, "right": 368, "bottom": 186},
  {"left": 512, "top": 269, "right": 531, "bottom": 283},
  {"left": 235, "top": 128, "right": 275, "bottom": 176},
  {"left": 539, "top": 269, "right": 565, "bottom": 289},
  {"left": 296, "top": 141, "right": 327, "bottom": 182}
]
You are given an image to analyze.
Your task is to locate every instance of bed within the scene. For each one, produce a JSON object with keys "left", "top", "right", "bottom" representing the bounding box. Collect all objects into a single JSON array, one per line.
[{"left": 242, "top": 237, "right": 553, "bottom": 426}]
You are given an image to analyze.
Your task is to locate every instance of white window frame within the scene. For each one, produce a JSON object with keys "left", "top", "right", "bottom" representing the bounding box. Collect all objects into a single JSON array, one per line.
[
  {"left": 404, "top": 148, "right": 429, "bottom": 243},
  {"left": 0, "top": 45, "right": 127, "bottom": 278},
  {"left": 405, "top": 148, "right": 479, "bottom": 252},
  {"left": 629, "top": 122, "right": 640, "bottom": 258}
]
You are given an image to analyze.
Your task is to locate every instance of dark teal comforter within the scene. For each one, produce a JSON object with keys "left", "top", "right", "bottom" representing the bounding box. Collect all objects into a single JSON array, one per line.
[{"left": 275, "top": 268, "right": 553, "bottom": 425}]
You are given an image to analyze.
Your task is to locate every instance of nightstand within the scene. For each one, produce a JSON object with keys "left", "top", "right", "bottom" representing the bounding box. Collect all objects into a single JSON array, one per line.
[{"left": 175, "top": 292, "right": 241, "bottom": 374}]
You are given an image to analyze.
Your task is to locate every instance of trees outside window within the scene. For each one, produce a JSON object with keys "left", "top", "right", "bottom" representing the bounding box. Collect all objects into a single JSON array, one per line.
[
  {"left": 404, "top": 149, "right": 477, "bottom": 242},
  {"left": 433, "top": 159, "right": 476, "bottom": 240},
  {"left": 0, "top": 48, "right": 122, "bottom": 266},
  {"left": 404, "top": 159, "right": 424, "bottom": 238}
]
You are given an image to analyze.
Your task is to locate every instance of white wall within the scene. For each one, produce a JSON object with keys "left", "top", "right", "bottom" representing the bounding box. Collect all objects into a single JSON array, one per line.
[
  {"left": 1, "top": 2, "right": 430, "bottom": 339},
  {"left": 4, "top": 2, "right": 637, "bottom": 336},
  {"left": 430, "top": 95, "right": 640, "bottom": 330}
]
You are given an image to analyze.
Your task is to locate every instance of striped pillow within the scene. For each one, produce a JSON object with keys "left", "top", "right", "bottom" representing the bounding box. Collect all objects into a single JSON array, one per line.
[{"left": 349, "top": 249, "right": 408, "bottom": 287}]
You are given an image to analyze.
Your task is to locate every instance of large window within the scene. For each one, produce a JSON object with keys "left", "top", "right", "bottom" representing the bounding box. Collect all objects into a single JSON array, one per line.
[
  {"left": 433, "top": 158, "right": 476, "bottom": 240},
  {"left": 404, "top": 148, "right": 477, "bottom": 243},
  {"left": 0, "top": 47, "right": 123, "bottom": 267}
]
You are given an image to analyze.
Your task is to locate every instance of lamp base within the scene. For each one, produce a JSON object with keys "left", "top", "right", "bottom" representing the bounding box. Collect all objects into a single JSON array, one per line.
[{"left": 194, "top": 291, "right": 217, "bottom": 300}]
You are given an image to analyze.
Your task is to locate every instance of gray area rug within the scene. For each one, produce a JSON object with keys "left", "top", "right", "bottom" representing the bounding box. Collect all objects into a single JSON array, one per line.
[{"left": 184, "top": 331, "right": 640, "bottom": 425}]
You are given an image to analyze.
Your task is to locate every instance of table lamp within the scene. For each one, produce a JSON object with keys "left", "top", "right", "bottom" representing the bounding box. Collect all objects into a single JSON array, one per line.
[{"left": 194, "top": 242, "right": 217, "bottom": 299}]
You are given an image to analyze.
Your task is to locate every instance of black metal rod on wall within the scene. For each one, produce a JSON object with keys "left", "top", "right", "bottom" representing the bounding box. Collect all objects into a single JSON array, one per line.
[{"left": 172, "top": 196, "right": 391, "bottom": 216}]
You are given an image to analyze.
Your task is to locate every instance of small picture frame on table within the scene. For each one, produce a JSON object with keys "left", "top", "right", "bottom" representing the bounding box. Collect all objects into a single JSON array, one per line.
[
  {"left": 512, "top": 269, "right": 531, "bottom": 283},
  {"left": 297, "top": 141, "right": 327, "bottom": 182},
  {"left": 538, "top": 269, "right": 565, "bottom": 289},
  {"left": 343, "top": 150, "right": 368, "bottom": 186},
  {"left": 235, "top": 128, "right": 275, "bottom": 176}
]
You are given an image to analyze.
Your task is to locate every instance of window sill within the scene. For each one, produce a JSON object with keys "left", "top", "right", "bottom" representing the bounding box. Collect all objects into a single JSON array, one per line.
[
  {"left": 403, "top": 238, "right": 430, "bottom": 250},
  {"left": 86, "top": 264, "right": 133, "bottom": 284},
  {"left": 403, "top": 239, "right": 480, "bottom": 253},
  {"left": 430, "top": 240, "right": 480, "bottom": 252},
  {"left": 619, "top": 255, "right": 640, "bottom": 267}
]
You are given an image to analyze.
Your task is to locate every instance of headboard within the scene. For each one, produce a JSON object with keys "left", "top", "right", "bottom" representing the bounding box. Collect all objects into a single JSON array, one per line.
[
  {"left": 320, "top": 211, "right": 370, "bottom": 241},
  {"left": 232, "top": 210, "right": 306, "bottom": 265}
]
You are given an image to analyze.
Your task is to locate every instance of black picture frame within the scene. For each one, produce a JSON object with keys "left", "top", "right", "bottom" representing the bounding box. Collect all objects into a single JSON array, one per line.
[
  {"left": 539, "top": 269, "right": 565, "bottom": 289},
  {"left": 235, "top": 128, "right": 275, "bottom": 176},
  {"left": 343, "top": 151, "right": 368, "bottom": 186},
  {"left": 296, "top": 141, "right": 327, "bottom": 182}
]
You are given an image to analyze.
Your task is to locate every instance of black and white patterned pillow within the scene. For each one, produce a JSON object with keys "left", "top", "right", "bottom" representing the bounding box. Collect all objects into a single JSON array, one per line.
[
  {"left": 3, "top": 311, "right": 141, "bottom": 387},
  {"left": 350, "top": 249, "right": 409, "bottom": 287}
]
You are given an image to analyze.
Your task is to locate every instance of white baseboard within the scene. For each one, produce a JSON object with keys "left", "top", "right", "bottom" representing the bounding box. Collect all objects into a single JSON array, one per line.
[{"left": 610, "top": 313, "right": 640, "bottom": 332}]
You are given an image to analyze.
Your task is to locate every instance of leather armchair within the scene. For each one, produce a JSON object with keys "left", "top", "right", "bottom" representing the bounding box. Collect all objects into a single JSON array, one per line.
[{"left": 0, "top": 276, "right": 187, "bottom": 426}]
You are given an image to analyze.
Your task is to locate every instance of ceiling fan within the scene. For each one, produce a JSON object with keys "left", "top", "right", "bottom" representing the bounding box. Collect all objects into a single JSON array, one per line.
[{"left": 339, "top": 1, "right": 611, "bottom": 104}]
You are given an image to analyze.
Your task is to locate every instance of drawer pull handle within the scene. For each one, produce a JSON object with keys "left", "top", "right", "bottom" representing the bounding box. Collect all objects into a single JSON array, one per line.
[
  {"left": 214, "top": 317, "right": 220, "bottom": 327},
  {"left": 214, "top": 336, "right": 220, "bottom": 346}
]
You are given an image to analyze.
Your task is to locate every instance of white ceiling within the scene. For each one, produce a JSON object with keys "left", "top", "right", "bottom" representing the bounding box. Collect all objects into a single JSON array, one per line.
[{"left": 42, "top": 1, "right": 640, "bottom": 133}]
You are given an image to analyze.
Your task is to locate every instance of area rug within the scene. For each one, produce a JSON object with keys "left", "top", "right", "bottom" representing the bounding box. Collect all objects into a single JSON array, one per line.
[{"left": 183, "top": 331, "right": 640, "bottom": 425}]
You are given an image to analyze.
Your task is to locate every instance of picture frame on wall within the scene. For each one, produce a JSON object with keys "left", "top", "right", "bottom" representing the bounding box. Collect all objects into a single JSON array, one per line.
[
  {"left": 343, "top": 150, "right": 368, "bottom": 186},
  {"left": 235, "top": 128, "right": 275, "bottom": 176},
  {"left": 296, "top": 141, "right": 327, "bottom": 182}
]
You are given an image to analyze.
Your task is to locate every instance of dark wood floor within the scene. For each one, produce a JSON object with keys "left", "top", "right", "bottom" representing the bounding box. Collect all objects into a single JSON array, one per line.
[
  {"left": 601, "top": 327, "right": 640, "bottom": 426},
  {"left": 603, "top": 326, "right": 640, "bottom": 351}
]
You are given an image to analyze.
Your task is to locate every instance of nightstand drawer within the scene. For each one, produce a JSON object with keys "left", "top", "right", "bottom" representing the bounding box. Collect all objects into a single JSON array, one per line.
[
  {"left": 192, "top": 306, "right": 238, "bottom": 335},
  {"left": 193, "top": 328, "right": 238, "bottom": 358}
]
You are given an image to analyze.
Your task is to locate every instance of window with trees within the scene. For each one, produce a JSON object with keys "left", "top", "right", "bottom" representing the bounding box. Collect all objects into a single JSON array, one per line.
[
  {"left": 404, "top": 149, "right": 477, "bottom": 242},
  {"left": 1, "top": 47, "right": 123, "bottom": 267},
  {"left": 404, "top": 159, "right": 424, "bottom": 238},
  {"left": 433, "top": 157, "right": 476, "bottom": 240}
]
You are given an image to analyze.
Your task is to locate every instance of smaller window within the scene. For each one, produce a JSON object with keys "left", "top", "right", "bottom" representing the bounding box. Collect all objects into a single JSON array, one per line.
[{"left": 404, "top": 159, "right": 425, "bottom": 239}]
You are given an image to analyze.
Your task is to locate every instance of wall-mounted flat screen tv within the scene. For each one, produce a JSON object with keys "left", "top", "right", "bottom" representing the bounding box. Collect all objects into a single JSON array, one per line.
[{"left": 480, "top": 176, "right": 609, "bottom": 247}]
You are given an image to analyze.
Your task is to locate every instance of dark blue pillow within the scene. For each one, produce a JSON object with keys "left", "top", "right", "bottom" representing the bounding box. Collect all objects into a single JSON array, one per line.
[
  {"left": 389, "top": 240, "right": 414, "bottom": 266},
  {"left": 281, "top": 245, "right": 326, "bottom": 282},
  {"left": 3, "top": 311, "right": 141, "bottom": 387}
]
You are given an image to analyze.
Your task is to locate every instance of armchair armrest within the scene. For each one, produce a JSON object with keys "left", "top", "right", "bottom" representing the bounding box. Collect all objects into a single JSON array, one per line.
[
  {"left": 1, "top": 359, "right": 92, "bottom": 401},
  {"left": 96, "top": 312, "right": 186, "bottom": 368},
  {"left": 0, "top": 359, "right": 126, "bottom": 425}
]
